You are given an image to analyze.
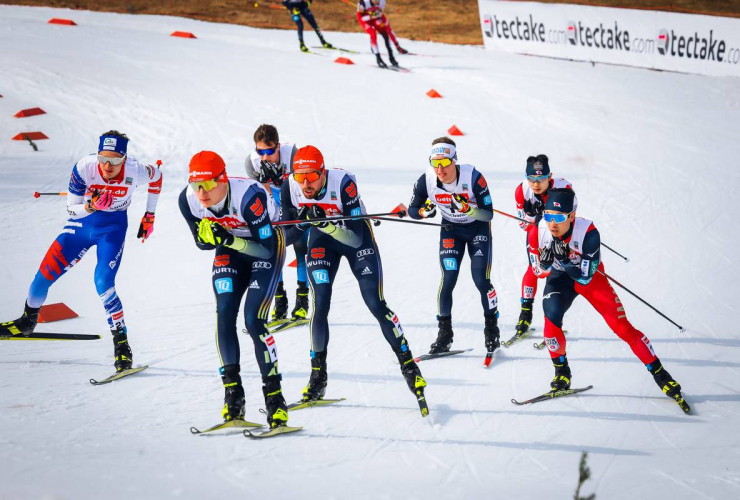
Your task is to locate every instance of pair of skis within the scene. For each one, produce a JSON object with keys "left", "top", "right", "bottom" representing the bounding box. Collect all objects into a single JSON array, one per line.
[{"left": 266, "top": 317, "right": 309, "bottom": 334}]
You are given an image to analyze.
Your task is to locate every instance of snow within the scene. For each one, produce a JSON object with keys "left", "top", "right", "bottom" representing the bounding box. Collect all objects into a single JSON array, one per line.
[{"left": 1, "top": 5, "right": 739, "bottom": 499}]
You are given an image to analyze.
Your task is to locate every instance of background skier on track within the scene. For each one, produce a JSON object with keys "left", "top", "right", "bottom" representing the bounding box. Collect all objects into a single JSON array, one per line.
[
  {"left": 280, "top": 145, "right": 429, "bottom": 415},
  {"left": 356, "top": 0, "right": 407, "bottom": 68},
  {"left": 282, "top": 0, "right": 333, "bottom": 52},
  {"left": 527, "top": 187, "right": 690, "bottom": 412},
  {"left": 179, "top": 150, "right": 290, "bottom": 429},
  {"left": 246, "top": 124, "right": 310, "bottom": 328},
  {"left": 0, "top": 130, "right": 162, "bottom": 374},
  {"left": 408, "top": 137, "right": 500, "bottom": 358}
]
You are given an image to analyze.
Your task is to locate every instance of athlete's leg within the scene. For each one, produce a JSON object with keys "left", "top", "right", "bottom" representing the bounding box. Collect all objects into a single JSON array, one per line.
[
  {"left": 212, "top": 249, "right": 250, "bottom": 368},
  {"left": 306, "top": 240, "right": 341, "bottom": 353},
  {"left": 356, "top": 12, "right": 380, "bottom": 54},
  {"left": 93, "top": 224, "right": 128, "bottom": 330},
  {"left": 467, "top": 222, "right": 498, "bottom": 316},
  {"left": 541, "top": 273, "right": 579, "bottom": 358},
  {"left": 437, "top": 226, "right": 463, "bottom": 318}
]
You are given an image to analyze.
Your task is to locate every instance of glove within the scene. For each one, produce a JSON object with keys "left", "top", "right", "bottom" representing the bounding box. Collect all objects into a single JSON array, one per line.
[
  {"left": 539, "top": 246, "right": 554, "bottom": 269},
  {"left": 137, "top": 212, "right": 155, "bottom": 242},
  {"left": 257, "top": 160, "right": 284, "bottom": 186},
  {"left": 88, "top": 189, "right": 114, "bottom": 212},
  {"left": 197, "top": 219, "right": 234, "bottom": 247},
  {"left": 450, "top": 193, "right": 471, "bottom": 214},
  {"left": 295, "top": 205, "right": 311, "bottom": 231},
  {"left": 307, "top": 205, "right": 333, "bottom": 229},
  {"left": 552, "top": 240, "right": 569, "bottom": 262},
  {"left": 419, "top": 200, "right": 437, "bottom": 219},
  {"left": 522, "top": 198, "right": 542, "bottom": 217}
]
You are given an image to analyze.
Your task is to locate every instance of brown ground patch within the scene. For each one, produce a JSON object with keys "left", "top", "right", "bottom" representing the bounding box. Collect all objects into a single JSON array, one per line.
[{"left": 3, "top": 1, "right": 738, "bottom": 46}]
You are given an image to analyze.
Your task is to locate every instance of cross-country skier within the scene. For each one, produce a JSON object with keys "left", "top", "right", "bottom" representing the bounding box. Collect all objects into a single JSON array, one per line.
[
  {"left": 179, "top": 151, "right": 289, "bottom": 428},
  {"left": 408, "top": 137, "right": 500, "bottom": 356},
  {"left": 282, "top": 0, "right": 333, "bottom": 52},
  {"left": 513, "top": 154, "right": 574, "bottom": 339},
  {"left": 356, "top": 0, "right": 407, "bottom": 68},
  {"left": 0, "top": 131, "right": 162, "bottom": 372},
  {"left": 245, "top": 124, "right": 309, "bottom": 325},
  {"left": 280, "top": 145, "right": 428, "bottom": 414},
  {"left": 527, "top": 188, "right": 689, "bottom": 410}
]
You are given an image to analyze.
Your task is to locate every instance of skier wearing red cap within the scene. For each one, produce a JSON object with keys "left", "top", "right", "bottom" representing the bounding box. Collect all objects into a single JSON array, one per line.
[
  {"left": 511, "top": 154, "right": 574, "bottom": 343},
  {"left": 356, "top": 0, "right": 407, "bottom": 68},
  {"left": 179, "top": 151, "right": 290, "bottom": 428},
  {"left": 280, "top": 145, "right": 429, "bottom": 416},
  {"left": 0, "top": 130, "right": 162, "bottom": 374},
  {"left": 528, "top": 187, "right": 689, "bottom": 412}
]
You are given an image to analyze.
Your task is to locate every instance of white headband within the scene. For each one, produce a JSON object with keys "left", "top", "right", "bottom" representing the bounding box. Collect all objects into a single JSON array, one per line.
[{"left": 429, "top": 143, "right": 457, "bottom": 161}]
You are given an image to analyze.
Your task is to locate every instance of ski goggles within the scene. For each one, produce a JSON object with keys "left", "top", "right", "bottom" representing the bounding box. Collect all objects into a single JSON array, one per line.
[
  {"left": 97, "top": 154, "right": 126, "bottom": 166},
  {"left": 293, "top": 170, "right": 322, "bottom": 183},
  {"left": 190, "top": 173, "right": 226, "bottom": 192},
  {"left": 526, "top": 174, "right": 549, "bottom": 183},
  {"left": 543, "top": 212, "right": 570, "bottom": 224},
  {"left": 430, "top": 157, "right": 454, "bottom": 168},
  {"left": 256, "top": 145, "right": 278, "bottom": 156}
]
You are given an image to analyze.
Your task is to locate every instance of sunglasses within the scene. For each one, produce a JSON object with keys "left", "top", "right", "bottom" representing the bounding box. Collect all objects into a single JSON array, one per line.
[
  {"left": 256, "top": 145, "right": 278, "bottom": 156},
  {"left": 527, "top": 175, "right": 549, "bottom": 183},
  {"left": 190, "top": 172, "right": 226, "bottom": 192},
  {"left": 430, "top": 157, "right": 453, "bottom": 168},
  {"left": 543, "top": 212, "right": 570, "bottom": 224},
  {"left": 293, "top": 171, "right": 322, "bottom": 183},
  {"left": 97, "top": 154, "right": 126, "bottom": 166}
]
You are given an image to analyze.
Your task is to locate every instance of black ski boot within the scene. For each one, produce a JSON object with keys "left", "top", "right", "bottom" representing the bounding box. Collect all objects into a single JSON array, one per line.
[
  {"left": 429, "top": 315, "right": 453, "bottom": 354},
  {"left": 0, "top": 302, "right": 40, "bottom": 336},
  {"left": 271, "top": 281, "right": 288, "bottom": 322},
  {"left": 550, "top": 355, "right": 571, "bottom": 391},
  {"left": 221, "top": 364, "right": 245, "bottom": 422},
  {"left": 263, "top": 375, "right": 288, "bottom": 428},
  {"left": 389, "top": 53, "right": 399, "bottom": 67},
  {"left": 648, "top": 359, "right": 690, "bottom": 412},
  {"left": 299, "top": 41, "right": 308, "bottom": 52},
  {"left": 301, "top": 351, "right": 327, "bottom": 402},
  {"left": 112, "top": 326, "right": 133, "bottom": 373},
  {"left": 291, "top": 281, "right": 309, "bottom": 320},
  {"left": 376, "top": 54, "right": 388, "bottom": 68},
  {"left": 515, "top": 299, "right": 534, "bottom": 336},
  {"left": 484, "top": 313, "right": 500, "bottom": 353},
  {"left": 397, "top": 348, "right": 429, "bottom": 416}
]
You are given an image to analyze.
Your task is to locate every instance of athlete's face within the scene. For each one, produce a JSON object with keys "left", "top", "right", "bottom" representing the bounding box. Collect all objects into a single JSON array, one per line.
[
  {"left": 295, "top": 170, "right": 326, "bottom": 199},
  {"left": 527, "top": 174, "right": 552, "bottom": 195},
  {"left": 98, "top": 151, "right": 125, "bottom": 180},
  {"left": 431, "top": 157, "right": 457, "bottom": 184},
  {"left": 544, "top": 210, "right": 575, "bottom": 238},
  {"left": 194, "top": 181, "right": 228, "bottom": 208},
  {"left": 256, "top": 141, "right": 280, "bottom": 164}
]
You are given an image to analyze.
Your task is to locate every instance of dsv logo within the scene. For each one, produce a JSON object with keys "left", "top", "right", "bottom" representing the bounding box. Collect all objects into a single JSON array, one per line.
[
  {"left": 252, "top": 261, "right": 272, "bottom": 270},
  {"left": 356, "top": 248, "right": 375, "bottom": 258}
]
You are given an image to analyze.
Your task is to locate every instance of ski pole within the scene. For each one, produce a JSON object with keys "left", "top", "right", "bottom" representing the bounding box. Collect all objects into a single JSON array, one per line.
[
  {"left": 493, "top": 207, "right": 630, "bottom": 263},
  {"left": 372, "top": 216, "right": 451, "bottom": 229},
  {"left": 34, "top": 192, "right": 68, "bottom": 198},
  {"left": 273, "top": 211, "right": 406, "bottom": 227},
  {"left": 597, "top": 269, "right": 685, "bottom": 332}
]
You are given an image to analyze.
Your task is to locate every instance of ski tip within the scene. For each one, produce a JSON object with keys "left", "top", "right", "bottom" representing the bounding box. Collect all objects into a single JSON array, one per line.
[
  {"left": 189, "top": 426, "right": 200, "bottom": 434},
  {"left": 413, "top": 356, "right": 421, "bottom": 363}
]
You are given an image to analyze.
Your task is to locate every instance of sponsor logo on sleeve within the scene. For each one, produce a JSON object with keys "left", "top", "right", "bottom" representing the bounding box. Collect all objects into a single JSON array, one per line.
[
  {"left": 478, "top": 177, "right": 487, "bottom": 189},
  {"left": 443, "top": 258, "right": 458, "bottom": 271},
  {"left": 312, "top": 270, "right": 330, "bottom": 284},
  {"left": 350, "top": 207, "right": 362, "bottom": 216},
  {"left": 483, "top": 195, "right": 492, "bottom": 205},
  {"left": 215, "top": 278, "right": 233, "bottom": 294},
  {"left": 250, "top": 198, "right": 265, "bottom": 217},
  {"left": 345, "top": 182, "right": 357, "bottom": 198},
  {"left": 258, "top": 225, "right": 273, "bottom": 239}
]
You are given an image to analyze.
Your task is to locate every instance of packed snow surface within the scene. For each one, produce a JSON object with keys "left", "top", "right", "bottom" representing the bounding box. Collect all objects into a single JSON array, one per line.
[{"left": 1, "top": 5, "right": 739, "bottom": 499}]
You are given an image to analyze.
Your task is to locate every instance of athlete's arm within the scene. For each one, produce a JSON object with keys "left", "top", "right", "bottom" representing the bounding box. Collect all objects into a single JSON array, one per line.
[
  {"left": 466, "top": 170, "right": 493, "bottom": 222},
  {"left": 408, "top": 173, "right": 429, "bottom": 220},
  {"left": 227, "top": 187, "right": 274, "bottom": 259},
  {"left": 65, "top": 164, "right": 92, "bottom": 219},
  {"left": 140, "top": 162, "right": 162, "bottom": 213},
  {"left": 515, "top": 183, "right": 536, "bottom": 230},
  {"left": 279, "top": 182, "right": 306, "bottom": 247},
  {"left": 318, "top": 176, "right": 363, "bottom": 248},
  {"left": 564, "top": 225, "right": 600, "bottom": 285}
]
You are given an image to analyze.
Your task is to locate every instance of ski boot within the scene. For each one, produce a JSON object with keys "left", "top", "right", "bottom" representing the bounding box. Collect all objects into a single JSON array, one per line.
[
  {"left": 396, "top": 45, "right": 408, "bottom": 55},
  {"left": 262, "top": 375, "right": 288, "bottom": 428},
  {"left": 648, "top": 359, "right": 690, "bottom": 413},
  {"left": 429, "top": 315, "right": 453, "bottom": 354},
  {"left": 397, "top": 347, "right": 429, "bottom": 416},
  {"left": 375, "top": 54, "right": 388, "bottom": 69},
  {"left": 389, "top": 53, "right": 399, "bottom": 68},
  {"left": 550, "top": 355, "right": 571, "bottom": 391},
  {"left": 299, "top": 41, "right": 309, "bottom": 53},
  {"left": 320, "top": 38, "right": 334, "bottom": 49},
  {"left": 0, "top": 302, "right": 40, "bottom": 336},
  {"left": 271, "top": 281, "right": 289, "bottom": 322},
  {"left": 301, "top": 351, "right": 327, "bottom": 402},
  {"left": 221, "top": 364, "right": 246, "bottom": 422},
  {"left": 291, "top": 281, "right": 309, "bottom": 320},
  {"left": 484, "top": 312, "right": 500, "bottom": 353},
  {"left": 515, "top": 299, "right": 534, "bottom": 337},
  {"left": 112, "top": 326, "right": 133, "bottom": 373}
]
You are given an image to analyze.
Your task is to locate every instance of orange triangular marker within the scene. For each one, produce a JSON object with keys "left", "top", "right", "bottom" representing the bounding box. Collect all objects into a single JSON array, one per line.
[
  {"left": 171, "top": 31, "right": 197, "bottom": 38},
  {"left": 48, "top": 18, "right": 77, "bottom": 26},
  {"left": 12, "top": 132, "right": 49, "bottom": 140},
  {"left": 334, "top": 57, "right": 354, "bottom": 65},
  {"left": 447, "top": 125, "right": 464, "bottom": 136},
  {"left": 15, "top": 107, "right": 46, "bottom": 118},
  {"left": 38, "top": 303, "right": 79, "bottom": 323},
  {"left": 426, "top": 89, "right": 442, "bottom": 98},
  {"left": 391, "top": 203, "right": 407, "bottom": 214}
]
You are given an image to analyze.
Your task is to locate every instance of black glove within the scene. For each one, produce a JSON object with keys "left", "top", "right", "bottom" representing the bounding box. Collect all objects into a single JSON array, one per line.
[
  {"left": 539, "top": 246, "right": 554, "bottom": 269},
  {"left": 552, "top": 240, "right": 568, "bottom": 262},
  {"left": 307, "top": 205, "right": 332, "bottom": 228},
  {"left": 257, "top": 160, "right": 284, "bottom": 186},
  {"left": 522, "top": 199, "right": 541, "bottom": 217}
]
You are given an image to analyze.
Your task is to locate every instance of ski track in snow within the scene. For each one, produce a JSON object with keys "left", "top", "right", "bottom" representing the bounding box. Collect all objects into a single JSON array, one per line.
[{"left": 1, "top": 5, "right": 740, "bottom": 499}]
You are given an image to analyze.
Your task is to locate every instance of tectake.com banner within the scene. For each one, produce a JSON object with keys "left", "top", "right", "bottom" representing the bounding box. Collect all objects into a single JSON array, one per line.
[{"left": 479, "top": 0, "right": 740, "bottom": 77}]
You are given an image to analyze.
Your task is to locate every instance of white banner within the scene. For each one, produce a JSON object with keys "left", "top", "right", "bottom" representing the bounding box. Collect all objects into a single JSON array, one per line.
[{"left": 478, "top": 0, "right": 740, "bottom": 77}]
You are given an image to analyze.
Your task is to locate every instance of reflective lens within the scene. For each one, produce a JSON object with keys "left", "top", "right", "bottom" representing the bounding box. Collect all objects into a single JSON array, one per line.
[
  {"left": 293, "top": 171, "right": 321, "bottom": 183},
  {"left": 256, "top": 146, "right": 278, "bottom": 156},
  {"left": 543, "top": 212, "right": 569, "bottom": 224},
  {"left": 527, "top": 175, "right": 549, "bottom": 183},
  {"left": 430, "top": 157, "right": 453, "bottom": 168},
  {"left": 190, "top": 179, "right": 220, "bottom": 192},
  {"left": 97, "top": 154, "right": 126, "bottom": 166}
]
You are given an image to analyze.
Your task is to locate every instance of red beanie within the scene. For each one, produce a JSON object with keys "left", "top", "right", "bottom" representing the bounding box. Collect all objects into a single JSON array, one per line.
[
  {"left": 189, "top": 151, "right": 227, "bottom": 182},
  {"left": 293, "top": 145, "right": 325, "bottom": 172}
]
